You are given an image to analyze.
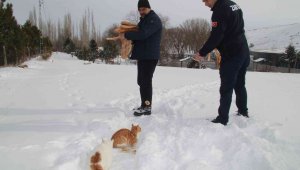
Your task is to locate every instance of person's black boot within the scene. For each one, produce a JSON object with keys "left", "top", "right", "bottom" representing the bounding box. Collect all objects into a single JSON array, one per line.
[
  {"left": 211, "top": 116, "right": 228, "bottom": 126},
  {"left": 237, "top": 111, "right": 249, "bottom": 118},
  {"left": 134, "top": 107, "right": 151, "bottom": 116}
]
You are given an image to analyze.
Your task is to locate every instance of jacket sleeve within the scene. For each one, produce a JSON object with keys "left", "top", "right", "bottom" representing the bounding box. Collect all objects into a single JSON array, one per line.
[
  {"left": 125, "top": 16, "right": 162, "bottom": 41},
  {"left": 199, "top": 10, "right": 227, "bottom": 56}
]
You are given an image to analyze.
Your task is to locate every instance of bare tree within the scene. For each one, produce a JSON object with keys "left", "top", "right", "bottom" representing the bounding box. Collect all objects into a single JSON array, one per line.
[
  {"left": 63, "top": 13, "right": 72, "bottom": 39},
  {"left": 160, "top": 28, "right": 172, "bottom": 65},
  {"left": 180, "top": 18, "right": 210, "bottom": 53},
  {"left": 168, "top": 28, "right": 186, "bottom": 58},
  {"left": 55, "top": 20, "right": 64, "bottom": 51},
  {"left": 29, "top": 7, "right": 37, "bottom": 26},
  {"left": 125, "top": 11, "right": 140, "bottom": 24},
  {"left": 158, "top": 14, "right": 170, "bottom": 29},
  {"left": 46, "top": 19, "right": 56, "bottom": 44},
  {"left": 80, "top": 13, "right": 89, "bottom": 48},
  {"left": 91, "top": 12, "right": 97, "bottom": 40},
  {"left": 96, "top": 28, "right": 102, "bottom": 45}
]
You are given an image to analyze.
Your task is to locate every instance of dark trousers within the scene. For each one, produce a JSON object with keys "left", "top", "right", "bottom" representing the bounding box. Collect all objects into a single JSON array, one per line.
[
  {"left": 218, "top": 55, "right": 250, "bottom": 122},
  {"left": 137, "top": 60, "right": 158, "bottom": 107}
]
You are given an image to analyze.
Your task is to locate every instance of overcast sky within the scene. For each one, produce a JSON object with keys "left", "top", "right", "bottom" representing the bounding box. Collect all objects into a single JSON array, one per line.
[{"left": 6, "top": 0, "right": 300, "bottom": 32}]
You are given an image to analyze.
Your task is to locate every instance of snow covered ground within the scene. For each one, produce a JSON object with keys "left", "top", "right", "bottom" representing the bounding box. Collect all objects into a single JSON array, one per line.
[
  {"left": 246, "top": 23, "right": 300, "bottom": 53},
  {"left": 0, "top": 52, "right": 300, "bottom": 170}
]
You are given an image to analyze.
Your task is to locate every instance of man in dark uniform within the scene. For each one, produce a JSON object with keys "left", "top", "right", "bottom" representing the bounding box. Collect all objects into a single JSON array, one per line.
[
  {"left": 123, "top": 0, "right": 162, "bottom": 116},
  {"left": 194, "top": 0, "right": 250, "bottom": 125}
]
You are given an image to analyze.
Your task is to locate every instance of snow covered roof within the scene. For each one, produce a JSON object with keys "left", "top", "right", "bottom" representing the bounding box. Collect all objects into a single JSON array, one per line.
[
  {"left": 253, "top": 58, "right": 266, "bottom": 63},
  {"left": 179, "top": 57, "right": 191, "bottom": 62}
]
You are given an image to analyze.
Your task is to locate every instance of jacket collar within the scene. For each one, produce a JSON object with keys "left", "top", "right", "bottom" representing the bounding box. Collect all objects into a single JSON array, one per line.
[
  {"left": 211, "top": 0, "right": 224, "bottom": 11},
  {"left": 140, "top": 10, "right": 155, "bottom": 20}
]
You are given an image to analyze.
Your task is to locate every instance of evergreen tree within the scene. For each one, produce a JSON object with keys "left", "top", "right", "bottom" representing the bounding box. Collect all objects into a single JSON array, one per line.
[
  {"left": 0, "top": 2, "right": 23, "bottom": 65},
  {"left": 89, "top": 39, "right": 97, "bottom": 52},
  {"left": 101, "top": 25, "right": 119, "bottom": 63},
  {"left": 22, "top": 20, "right": 41, "bottom": 56},
  {"left": 0, "top": 0, "right": 6, "bottom": 65},
  {"left": 295, "top": 51, "right": 300, "bottom": 69},
  {"left": 102, "top": 39, "right": 118, "bottom": 62},
  {"left": 89, "top": 39, "right": 98, "bottom": 62},
  {"left": 77, "top": 47, "right": 89, "bottom": 61},
  {"left": 0, "top": 1, "right": 52, "bottom": 66},
  {"left": 42, "top": 37, "right": 52, "bottom": 53},
  {"left": 63, "top": 37, "right": 76, "bottom": 54},
  {"left": 285, "top": 44, "right": 296, "bottom": 73}
]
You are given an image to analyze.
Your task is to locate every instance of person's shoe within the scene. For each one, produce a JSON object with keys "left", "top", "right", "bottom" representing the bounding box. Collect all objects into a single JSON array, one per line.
[
  {"left": 211, "top": 117, "right": 227, "bottom": 126},
  {"left": 237, "top": 112, "right": 249, "bottom": 118},
  {"left": 134, "top": 107, "right": 151, "bottom": 117}
]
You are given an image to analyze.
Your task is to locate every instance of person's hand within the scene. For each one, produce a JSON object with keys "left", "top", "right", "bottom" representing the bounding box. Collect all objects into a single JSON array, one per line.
[{"left": 193, "top": 53, "right": 204, "bottom": 62}]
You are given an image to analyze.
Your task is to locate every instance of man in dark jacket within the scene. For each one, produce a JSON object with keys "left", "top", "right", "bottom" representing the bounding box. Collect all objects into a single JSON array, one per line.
[
  {"left": 194, "top": 0, "right": 250, "bottom": 125},
  {"left": 123, "top": 0, "right": 162, "bottom": 116}
]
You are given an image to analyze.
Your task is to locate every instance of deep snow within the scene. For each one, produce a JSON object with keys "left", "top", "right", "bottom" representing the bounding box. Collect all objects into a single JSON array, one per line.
[{"left": 0, "top": 52, "right": 300, "bottom": 170}]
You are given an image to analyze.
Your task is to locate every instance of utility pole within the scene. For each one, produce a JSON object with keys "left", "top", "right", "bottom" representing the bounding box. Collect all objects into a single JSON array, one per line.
[{"left": 39, "top": 0, "right": 44, "bottom": 55}]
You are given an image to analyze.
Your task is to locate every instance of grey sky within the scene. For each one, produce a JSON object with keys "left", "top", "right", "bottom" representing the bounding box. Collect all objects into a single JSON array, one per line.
[{"left": 6, "top": 0, "right": 300, "bottom": 32}]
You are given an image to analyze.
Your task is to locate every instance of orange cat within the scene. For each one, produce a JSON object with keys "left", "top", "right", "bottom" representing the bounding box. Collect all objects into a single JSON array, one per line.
[
  {"left": 111, "top": 124, "right": 141, "bottom": 150},
  {"left": 106, "top": 21, "right": 138, "bottom": 59},
  {"left": 90, "top": 152, "right": 103, "bottom": 170}
]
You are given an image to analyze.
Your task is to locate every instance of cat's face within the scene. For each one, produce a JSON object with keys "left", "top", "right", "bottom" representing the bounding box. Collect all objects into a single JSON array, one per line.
[{"left": 131, "top": 124, "right": 142, "bottom": 133}]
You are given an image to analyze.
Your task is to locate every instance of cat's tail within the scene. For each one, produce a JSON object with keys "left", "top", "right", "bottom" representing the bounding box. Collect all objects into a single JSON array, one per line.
[
  {"left": 121, "top": 147, "right": 136, "bottom": 154},
  {"left": 90, "top": 164, "right": 103, "bottom": 170},
  {"left": 116, "top": 144, "right": 137, "bottom": 154},
  {"left": 90, "top": 152, "right": 104, "bottom": 170}
]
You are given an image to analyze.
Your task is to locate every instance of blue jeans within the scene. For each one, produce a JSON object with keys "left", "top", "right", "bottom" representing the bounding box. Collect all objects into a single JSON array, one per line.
[{"left": 218, "top": 55, "right": 250, "bottom": 122}]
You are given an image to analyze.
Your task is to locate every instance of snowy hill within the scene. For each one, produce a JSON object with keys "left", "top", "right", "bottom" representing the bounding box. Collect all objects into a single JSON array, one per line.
[
  {"left": 0, "top": 53, "right": 300, "bottom": 170},
  {"left": 246, "top": 23, "right": 300, "bottom": 53}
]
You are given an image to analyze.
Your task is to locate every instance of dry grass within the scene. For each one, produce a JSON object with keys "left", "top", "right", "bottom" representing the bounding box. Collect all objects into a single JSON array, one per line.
[{"left": 41, "top": 52, "right": 52, "bottom": 60}]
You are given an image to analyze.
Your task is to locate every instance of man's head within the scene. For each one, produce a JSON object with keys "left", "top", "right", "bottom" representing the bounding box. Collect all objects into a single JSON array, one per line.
[
  {"left": 138, "top": 0, "right": 151, "bottom": 17},
  {"left": 202, "top": 0, "right": 218, "bottom": 8}
]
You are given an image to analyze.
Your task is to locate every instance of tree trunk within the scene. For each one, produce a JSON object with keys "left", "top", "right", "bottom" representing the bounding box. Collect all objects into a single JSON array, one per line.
[
  {"left": 27, "top": 46, "right": 31, "bottom": 57},
  {"left": 3, "top": 46, "right": 7, "bottom": 66},
  {"left": 15, "top": 47, "right": 18, "bottom": 65}
]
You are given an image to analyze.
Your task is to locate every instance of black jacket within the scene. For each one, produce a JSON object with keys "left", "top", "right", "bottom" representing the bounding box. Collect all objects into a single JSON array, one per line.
[
  {"left": 125, "top": 10, "right": 162, "bottom": 60},
  {"left": 199, "top": 0, "right": 249, "bottom": 59}
]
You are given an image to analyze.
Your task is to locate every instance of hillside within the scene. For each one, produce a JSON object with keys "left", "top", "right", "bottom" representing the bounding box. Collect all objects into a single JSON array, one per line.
[{"left": 246, "top": 23, "right": 300, "bottom": 53}]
